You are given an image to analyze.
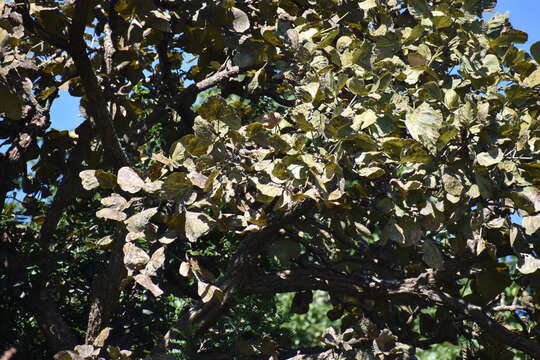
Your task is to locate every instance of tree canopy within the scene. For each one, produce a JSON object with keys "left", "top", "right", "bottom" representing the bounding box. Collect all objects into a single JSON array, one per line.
[{"left": 2, "top": 0, "right": 540, "bottom": 359}]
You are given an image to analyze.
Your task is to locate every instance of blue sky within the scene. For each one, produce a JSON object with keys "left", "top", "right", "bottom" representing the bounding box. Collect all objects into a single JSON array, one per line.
[{"left": 48, "top": 0, "right": 540, "bottom": 131}]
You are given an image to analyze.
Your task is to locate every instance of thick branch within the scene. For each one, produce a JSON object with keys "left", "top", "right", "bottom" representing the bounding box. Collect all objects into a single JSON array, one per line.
[
  {"left": 85, "top": 230, "right": 128, "bottom": 342},
  {"left": 67, "top": 1, "right": 129, "bottom": 167},
  {"left": 245, "top": 269, "right": 540, "bottom": 358},
  {"left": 38, "top": 120, "right": 93, "bottom": 243}
]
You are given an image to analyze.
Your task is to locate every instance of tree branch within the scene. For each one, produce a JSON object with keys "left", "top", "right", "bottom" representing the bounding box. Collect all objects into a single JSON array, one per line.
[
  {"left": 155, "top": 200, "right": 315, "bottom": 354},
  {"left": 85, "top": 230, "right": 128, "bottom": 343},
  {"left": 244, "top": 269, "right": 540, "bottom": 358},
  {"left": 67, "top": 0, "right": 129, "bottom": 168}
]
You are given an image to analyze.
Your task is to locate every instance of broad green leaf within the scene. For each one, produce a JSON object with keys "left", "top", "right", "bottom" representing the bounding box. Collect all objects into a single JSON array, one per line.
[
  {"left": 357, "top": 167, "right": 385, "bottom": 178},
  {"left": 144, "top": 247, "right": 166, "bottom": 277},
  {"left": 352, "top": 109, "right": 377, "bottom": 130},
  {"left": 162, "top": 172, "right": 191, "bottom": 200},
  {"left": 0, "top": 87, "right": 22, "bottom": 120},
  {"left": 531, "top": 41, "right": 540, "bottom": 63},
  {"left": 197, "top": 95, "right": 241, "bottom": 130},
  {"left": 405, "top": 103, "right": 443, "bottom": 154},
  {"left": 524, "top": 69, "right": 540, "bottom": 88},
  {"left": 476, "top": 148, "right": 503, "bottom": 167},
  {"left": 248, "top": 64, "right": 266, "bottom": 93},
  {"left": 265, "top": 239, "right": 302, "bottom": 265},
  {"left": 475, "top": 270, "right": 510, "bottom": 301},
  {"left": 256, "top": 182, "right": 283, "bottom": 197},
  {"left": 101, "top": 194, "right": 128, "bottom": 211},
  {"left": 95, "top": 235, "right": 114, "bottom": 249},
  {"left": 291, "top": 291, "right": 313, "bottom": 314},
  {"left": 301, "top": 82, "right": 320, "bottom": 102},
  {"left": 423, "top": 239, "right": 444, "bottom": 270}
]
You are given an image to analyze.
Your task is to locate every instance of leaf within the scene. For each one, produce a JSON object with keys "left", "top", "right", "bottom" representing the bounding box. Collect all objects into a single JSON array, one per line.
[
  {"left": 256, "top": 182, "right": 283, "bottom": 197},
  {"left": 531, "top": 41, "right": 540, "bottom": 63},
  {"left": 124, "top": 208, "right": 158, "bottom": 233},
  {"left": 79, "top": 170, "right": 117, "bottom": 190},
  {"left": 359, "top": 0, "right": 377, "bottom": 10},
  {"left": 302, "top": 82, "right": 320, "bottom": 102},
  {"left": 523, "top": 215, "right": 540, "bottom": 235},
  {"left": 442, "top": 172, "right": 463, "bottom": 196},
  {"left": 524, "top": 69, "right": 540, "bottom": 88},
  {"left": 74, "top": 344, "right": 99, "bottom": 358},
  {"left": 158, "top": 229, "right": 177, "bottom": 244},
  {"left": 476, "top": 148, "right": 503, "bottom": 167},
  {"left": 187, "top": 172, "right": 208, "bottom": 189},
  {"left": 197, "top": 281, "right": 223, "bottom": 303},
  {"left": 374, "top": 329, "right": 397, "bottom": 353},
  {"left": 185, "top": 211, "right": 216, "bottom": 242},
  {"left": 179, "top": 261, "right": 191, "bottom": 277},
  {"left": 80, "top": 170, "right": 100, "bottom": 190},
  {"left": 117, "top": 167, "right": 145, "bottom": 193},
  {"left": 390, "top": 179, "right": 422, "bottom": 191},
  {"left": 162, "top": 172, "right": 191, "bottom": 200},
  {"left": 423, "top": 240, "right": 444, "bottom": 270},
  {"left": 291, "top": 291, "right": 313, "bottom": 314},
  {"left": 147, "top": 10, "right": 171, "bottom": 32},
  {"left": 407, "top": 53, "right": 427, "bottom": 67},
  {"left": 265, "top": 239, "right": 302, "bottom": 265},
  {"left": 197, "top": 95, "right": 241, "bottom": 130},
  {"left": 352, "top": 109, "right": 377, "bottom": 130},
  {"left": 510, "top": 187, "right": 540, "bottom": 214},
  {"left": 123, "top": 242, "right": 150, "bottom": 270},
  {"left": 0, "top": 87, "right": 22, "bottom": 120},
  {"left": 405, "top": 103, "right": 443, "bottom": 154},
  {"left": 231, "top": 7, "right": 250, "bottom": 33},
  {"left": 357, "top": 167, "right": 385, "bottom": 178},
  {"left": 101, "top": 193, "right": 128, "bottom": 211},
  {"left": 248, "top": 64, "right": 266, "bottom": 93},
  {"left": 93, "top": 327, "right": 112, "bottom": 347},
  {"left": 95, "top": 235, "right": 114, "bottom": 249},
  {"left": 142, "top": 180, "right": 163, "bottom": 193},
  {"left": 134, "top": 274, "right": 163, "bottom": 297},
  {"left": 261, "top": 27, "right": 283, "bottom": 47},
  {"left": 407, "top": 0, "right": 430, "bottom": 18},
  {"left": 517, "top": 253, "right": 540, "bottom": 274},
  {"left": 475, "top": 270, "right": 510, "bottom": 301},
  {"left": 144, "top": 247, "right": 166, "bottom": 277},
  {"left": 96, "top": 208, "right": 127, "bottom": 221},
  {"left": 444, "top": 89, "right": 459, "bottom": 109}
]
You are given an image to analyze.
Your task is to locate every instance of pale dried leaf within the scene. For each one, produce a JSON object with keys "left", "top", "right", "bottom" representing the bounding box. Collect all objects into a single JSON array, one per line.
[
  {"left": 117, "top": 167, "right": 145, "bottom": 193},
  {"left": 134, "top": 274, "right": 164, "bottom": 297},
  {"left": 125, "top": 207, "right": 158, "bottom": 233},
  {"left": 96, "top": 208, "right": 127, "bottom": 221},
  {"left": 123, "top": 242, "right": 150, "bottom": 270},
  {"left": 185, "top": 211, "right": 216, "bottom": 242}
]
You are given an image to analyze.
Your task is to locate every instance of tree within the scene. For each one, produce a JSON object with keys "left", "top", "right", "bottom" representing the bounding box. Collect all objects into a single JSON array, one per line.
[{"left": 2, "top": 0, "right": 540, "bottom": 359}]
